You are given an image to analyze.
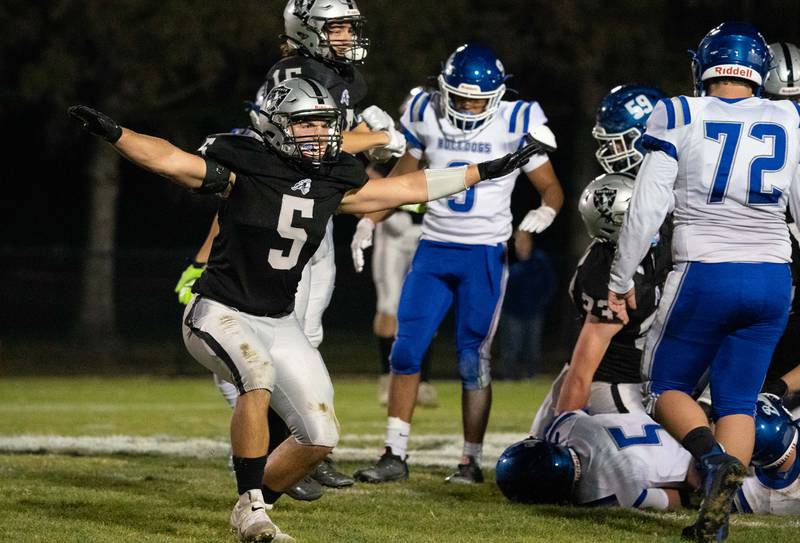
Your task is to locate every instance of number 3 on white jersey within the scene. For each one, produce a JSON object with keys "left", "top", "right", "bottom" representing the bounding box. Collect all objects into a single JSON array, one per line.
[{"left": 269, "top": 194, "right": 313, "bottom": 270}]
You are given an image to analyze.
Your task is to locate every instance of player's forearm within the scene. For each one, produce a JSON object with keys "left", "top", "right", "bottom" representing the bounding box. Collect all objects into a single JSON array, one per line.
[
  {"left": 114, "top": 128, "right": 205, "bottom": 189},
  {"left": 194, "top": 214, "right": 220, "bottom": 264},
  {"left": 540, "top": 181, "right": 564, "bottom": 213},
  {"left": 609, "top": 152, "right": 676, "bottom": 293},
  {"left": 342, "top": 130, "right": 390, "bottom": 154},
  {"left": 339, "top": 165, "right": 480, "bottom": 214},
  {"left": 557, "top": 319, "right": 619, "bottom": 412}
]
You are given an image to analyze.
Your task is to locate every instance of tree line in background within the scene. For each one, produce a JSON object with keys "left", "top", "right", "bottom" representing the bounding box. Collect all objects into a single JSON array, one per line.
[{"left": 1, "top": 0, "right": 798, "bottom": 350}]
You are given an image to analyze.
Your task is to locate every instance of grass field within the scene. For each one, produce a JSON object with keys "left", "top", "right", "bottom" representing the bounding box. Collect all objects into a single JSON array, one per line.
[{"left": 0, "top": 377, "right": 797, "bottom": 542}]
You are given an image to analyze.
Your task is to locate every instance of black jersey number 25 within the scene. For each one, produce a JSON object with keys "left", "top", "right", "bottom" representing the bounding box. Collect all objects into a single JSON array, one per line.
[{"left": 268, "top": 194, "right": 314, "bottom": 271}]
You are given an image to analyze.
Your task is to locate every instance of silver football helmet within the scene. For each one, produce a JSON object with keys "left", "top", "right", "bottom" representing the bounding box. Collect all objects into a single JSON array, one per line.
[
  {"left": 578, "top": 173, "right": 636, "bottom": 242},
  {"left": 283, "top": 0, "right": 369, "bottom": 64},
  {"left": 250, "top": 77, "right": 343, "bottom": 166},
  {"left": 764, "top": 42, "right": 800, "bottom": 100}
]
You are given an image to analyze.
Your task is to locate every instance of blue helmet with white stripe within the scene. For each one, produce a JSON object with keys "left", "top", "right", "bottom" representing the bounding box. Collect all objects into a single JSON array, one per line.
[
  {"left": 690, "top": 22, "right": 772, "bottom": 97},
  {"left": 592, "top": 84, "right": 667, "bottom": 174},
  {"left": 495, "top": 438, "right": 579, "bottom": 504},
  {"left": 752, "top": 393, "right": 798, "bottom": 470},
  {"left": 437, "top": 42, "right": 508, "bottom": 133}
]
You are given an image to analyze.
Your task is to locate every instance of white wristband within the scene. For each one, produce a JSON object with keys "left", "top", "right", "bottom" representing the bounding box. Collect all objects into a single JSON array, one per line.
[{"left": 424, "top": 166, "right": 468, "bottom": 201}]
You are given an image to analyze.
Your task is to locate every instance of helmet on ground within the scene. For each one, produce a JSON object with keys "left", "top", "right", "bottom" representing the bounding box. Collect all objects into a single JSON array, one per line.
[
  {"left": 752, "top": 393, "right": 798, "bottom": 470},
  {"left": 495, "top": 438, "right": 579, "bottom": 504}
]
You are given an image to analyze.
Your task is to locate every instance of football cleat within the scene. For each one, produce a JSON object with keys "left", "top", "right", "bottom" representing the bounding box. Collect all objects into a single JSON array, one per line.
[
  {"left": 229, "top": 489, "right": 277, "bottom": 542},
  {"left": 284, "top": 475, "right": 324, "bottom": 502},
  {"left": 692, "top": 451, "right": 747, "bottom": 542},
  {"left": 312, "top": 456, "right": 355, "bottom": 488},
  {"left": 444, "top": 456, "right": 484, "bottom": 484},
  {"left": 353, "top": 448, "right": 409, "bottom": 483}
]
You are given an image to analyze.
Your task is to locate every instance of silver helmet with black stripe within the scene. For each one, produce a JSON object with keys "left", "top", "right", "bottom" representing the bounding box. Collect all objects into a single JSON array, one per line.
[
  {"left": 250, "top": 77, "right": 344, "bottom": 166},
  {"left": 578, "top": 173, "right": 636, "bottom": 242},
  {"left": 764, "top": 42, "right": 800, "bottom": 100},
  {"left": 283, "top": 0, "right": 369, "bottom": 64}
]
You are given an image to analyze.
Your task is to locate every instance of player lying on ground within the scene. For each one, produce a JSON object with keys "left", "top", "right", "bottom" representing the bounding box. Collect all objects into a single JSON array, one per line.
[
  {"left": 69, "top": 75, "right": 550, "bottom": 543},
  {"left": 499, "top": 395, "right": 800, "bottom": 516}
]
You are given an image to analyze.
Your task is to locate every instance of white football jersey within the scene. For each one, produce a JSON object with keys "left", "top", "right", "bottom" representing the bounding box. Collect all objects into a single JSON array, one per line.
[
  {"left": 735, "top": 463, "right": 800, "bottom": 515},
  {"left": 401, "top": 91, "right": 552, "bottom": 245},
  {"left": 546, "top": 411, "right": 691, "bottom": 507}
]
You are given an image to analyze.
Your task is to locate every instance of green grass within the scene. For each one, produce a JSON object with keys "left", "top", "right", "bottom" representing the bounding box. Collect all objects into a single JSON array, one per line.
[{"left": 0, "top": 377, "right": 797, "bottom": 542}]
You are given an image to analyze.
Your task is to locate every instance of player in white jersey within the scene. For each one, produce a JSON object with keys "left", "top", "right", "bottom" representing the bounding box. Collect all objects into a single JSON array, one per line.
[
  {"left": 607, "top": 22, "right": 800, "bottom": 542},
  {"left": 354, "top": 42, "right": 563, "bottom": 485},
  {"left": 499, "top": 410, "right": 695, "bottom": 509}
]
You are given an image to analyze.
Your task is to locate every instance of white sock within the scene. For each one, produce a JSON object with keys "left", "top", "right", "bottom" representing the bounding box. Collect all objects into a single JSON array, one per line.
[
  {"left": 214, "top": 375, "right": 239, "bottom": 409},
  {"left": 463, "top": 441, "right": 483, "bottom": 465},
  {"left": 385, "top": 417, "right": 411, "bottom": 459}
]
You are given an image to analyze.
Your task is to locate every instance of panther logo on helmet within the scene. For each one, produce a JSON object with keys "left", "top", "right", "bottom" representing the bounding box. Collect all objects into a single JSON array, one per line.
[
  {"left": 262, "top": 86, "right": 292, "bottom": 116},
  {"left": 593, "top": 187, "right": 618, "bottom": 223}
]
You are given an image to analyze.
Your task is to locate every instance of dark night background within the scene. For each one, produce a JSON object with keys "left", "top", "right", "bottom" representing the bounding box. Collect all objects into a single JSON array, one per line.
[{"left": 1, "top": 0, "right": 798, "bottom": 376}]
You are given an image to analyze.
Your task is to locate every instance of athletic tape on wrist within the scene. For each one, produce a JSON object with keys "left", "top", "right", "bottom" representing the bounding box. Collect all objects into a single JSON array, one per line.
[{"left": 424, "top": 166, "right": 468, "bottom": 201}]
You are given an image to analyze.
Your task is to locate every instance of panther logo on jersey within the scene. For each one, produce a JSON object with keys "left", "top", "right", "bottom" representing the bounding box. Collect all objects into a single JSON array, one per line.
[
  {"left": 291, "top": 178, "right": 312, "bottom": 195},
  {"left": 340, "top": 89, "right": 350, "bottom": 106},
  {"left": 593, "top": 187, "right": 617, "bottom": 224}
]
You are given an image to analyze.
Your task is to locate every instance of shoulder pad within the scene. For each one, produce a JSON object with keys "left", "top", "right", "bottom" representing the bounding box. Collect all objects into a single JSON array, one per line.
[
  {"left": 405, "top": 90, "right": 433, "bottom": 124},
  {"left": 661, "top": 96, "right": 693, "bottom": 129},
  {"left": 504, "top": 100, "right": 548, "bottom": 134}
]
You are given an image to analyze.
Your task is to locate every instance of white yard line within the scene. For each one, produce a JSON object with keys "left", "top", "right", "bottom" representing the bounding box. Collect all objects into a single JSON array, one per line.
[{"left": 0, "top": 433, "right": 528, "bottom": 467}]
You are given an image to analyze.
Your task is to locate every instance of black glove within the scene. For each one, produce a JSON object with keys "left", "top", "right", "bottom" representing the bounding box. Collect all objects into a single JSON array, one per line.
[
  {"left": 68, "top": 105, "right": 123, "bottom": 143},
  {"left": 477, "top": 133, "right": 547, "bottom": 180}
]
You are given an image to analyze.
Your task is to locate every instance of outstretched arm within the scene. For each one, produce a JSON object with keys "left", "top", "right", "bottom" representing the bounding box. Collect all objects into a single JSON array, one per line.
[
  {"left": 68, "top": 106, "right": 234, "bottom": 194},
  {"left": 339, "top": 134, "right": 545, "bottom": 215}
]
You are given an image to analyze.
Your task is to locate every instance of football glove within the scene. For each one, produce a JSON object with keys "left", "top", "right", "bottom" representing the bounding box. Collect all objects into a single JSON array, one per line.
[
  {"left": 68, "top": 105, "right": 123, "bottom": 143},
  {"left": 519, "top": 206, "right": 557, "bottom": 233},
  {"left": 350, "top": 218, "right": 375, "bottom": 273},
  {"left": 360, "top": 105, "right": 394, "bottom": 131},
  {"left": 175, "top": 263, "right": 205, "bottom": 305},
  {"left": 477, "top": 135, "right": 539, "bottom": 180}
]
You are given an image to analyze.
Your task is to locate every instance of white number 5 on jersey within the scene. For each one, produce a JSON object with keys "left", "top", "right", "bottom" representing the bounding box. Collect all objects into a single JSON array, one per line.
[{"left": 269, "top": 194, "right": 313, "bottom": 270}]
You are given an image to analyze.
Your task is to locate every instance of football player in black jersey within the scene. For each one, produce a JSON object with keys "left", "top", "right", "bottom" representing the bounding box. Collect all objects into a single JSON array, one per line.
[
  {"left": 530, "top": 85, "right": 671, "bottom": 437},
  {"left": 69, "top": 76, "right": 547, "bottom": 542},
  {"left": 174, "top": 0, "right": 405, "bottom": 498}
]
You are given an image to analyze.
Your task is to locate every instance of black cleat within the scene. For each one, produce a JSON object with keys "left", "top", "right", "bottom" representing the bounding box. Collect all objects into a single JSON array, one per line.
[
  {"left": 353, "top": 448, "right": 409, "bottom": 483},
  {"left": 284, "top": 475, "right": 324, "bottom": 502},
  {"left": 692, "top": 452, "right": 746, "bottom": 542},
  {"left": 312, "top": 456, "right": 355, "bottom": 488},
  {"left": 444, "top": 456, "right": 484, "bottom": 484}
]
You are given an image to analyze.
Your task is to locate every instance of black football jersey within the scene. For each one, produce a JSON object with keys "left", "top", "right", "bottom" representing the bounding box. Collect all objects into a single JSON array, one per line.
[
  {"left": 192, "top": 134, "right": 368, "bottom": 315},
  {"left": 265, "top": 54, "right": 368, "bottom": 130},
  {"left": 569, "top": 231, "right": 673, "bottom": 383}
]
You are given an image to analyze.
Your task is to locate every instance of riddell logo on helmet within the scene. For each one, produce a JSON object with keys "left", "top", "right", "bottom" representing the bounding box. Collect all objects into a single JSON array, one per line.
[{"left": 713, "top": 66, "right": 753, "bottom": 78}]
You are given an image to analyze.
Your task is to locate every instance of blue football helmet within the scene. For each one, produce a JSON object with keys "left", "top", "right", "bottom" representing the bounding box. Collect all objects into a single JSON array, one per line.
[
  {"left": 495, "top": 438, "right": 579, "bottom": 504},
  {"left": 437, "top": 42, "right": 508, "bottom": 133},
  {"left": 690, "top": 22, "right": 772, "bottom": 97},
  {"left": 752, "top": 393, "right": 798, "bottom": 470},
  {"left": 592, "top": 84, "right": 667, "bottom": 174}
]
